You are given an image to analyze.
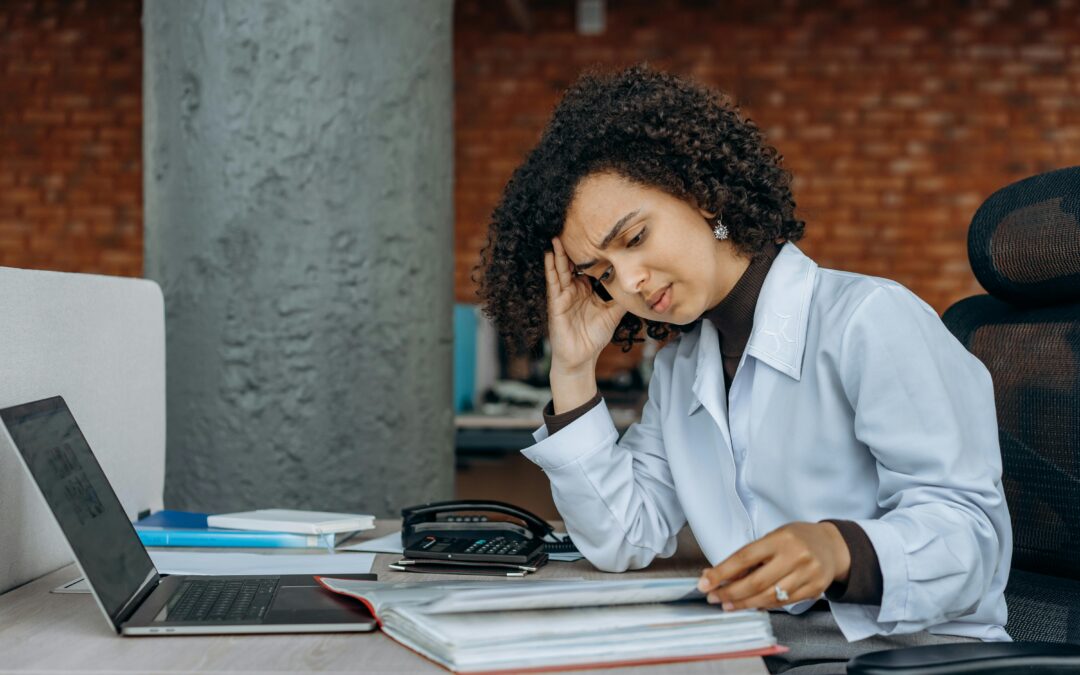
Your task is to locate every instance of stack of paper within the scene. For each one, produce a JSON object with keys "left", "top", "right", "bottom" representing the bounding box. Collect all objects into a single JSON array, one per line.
[
  {"left": 149, "top": 551, "right": 375, "bottom": 576},
  {"left": 207, "top": 508, "right": 375, "bottom": 535},
  {"left": 317, "top": 577, "right": 781, "bottom": 673}
]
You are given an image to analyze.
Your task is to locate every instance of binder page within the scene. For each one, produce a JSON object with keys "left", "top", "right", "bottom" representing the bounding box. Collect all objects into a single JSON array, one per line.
[
  {"left": 421, "top": 577, "right": 704, "bottom": 614},
  {"left": 316, "top": 578, "right": 580, "bottom": 615}
]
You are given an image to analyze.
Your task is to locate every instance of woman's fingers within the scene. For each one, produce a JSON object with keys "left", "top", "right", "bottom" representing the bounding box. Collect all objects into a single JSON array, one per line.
[
  {"left": 699, "top": 522, "right": 843, "bottom": 611},
  {"left": 595, "top": 290, "right": 627, "bottom": 323},
  {"left": 706, "top": 555, "right": 795, "bottom": 609},
  {"left": 546, "top": 238, "right": 624, "bottom": 360},
  {"left": 724, "top": 569, "right": 810, "bottom": 611},
  {"left": 699, "top": 538, "right": 773, "bottom": 593},
  {"left": 551, "top": 237, "right": 575, "bottom": 289},
  {"left": 544, "top": 250, "right": 562, "bottom": 294},
  {"left": 545, "top": 249, "right": 576, "bottom": 305}
]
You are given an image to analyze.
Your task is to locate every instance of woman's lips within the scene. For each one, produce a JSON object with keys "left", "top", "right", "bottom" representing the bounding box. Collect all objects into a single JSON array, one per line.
[{"left": 650, "top": 285, "right": 673, "bottom": 313}]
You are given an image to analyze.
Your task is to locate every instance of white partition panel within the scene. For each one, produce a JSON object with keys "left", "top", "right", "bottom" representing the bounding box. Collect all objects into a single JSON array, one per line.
[{"left": 0, "top": 267, "right": 165, "bottom": 594}]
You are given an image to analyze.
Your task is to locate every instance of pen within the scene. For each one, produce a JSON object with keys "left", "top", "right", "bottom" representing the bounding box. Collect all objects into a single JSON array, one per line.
[
  {"left": 388, "top": 563, "right": 528, "bottom": 577},
  {"left": 393, "top": 558, "right": 541, "bottom": 573}
]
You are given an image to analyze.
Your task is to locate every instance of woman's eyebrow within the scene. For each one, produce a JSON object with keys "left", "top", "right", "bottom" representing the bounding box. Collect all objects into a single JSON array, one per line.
[{"left": 572, "top": 209, "right": 641, "bottom": 272}]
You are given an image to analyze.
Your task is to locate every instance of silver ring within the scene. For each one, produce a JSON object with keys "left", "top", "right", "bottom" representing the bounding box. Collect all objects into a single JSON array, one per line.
[{"left": 774, "top": 585, "right": 790, "bottom": 603}]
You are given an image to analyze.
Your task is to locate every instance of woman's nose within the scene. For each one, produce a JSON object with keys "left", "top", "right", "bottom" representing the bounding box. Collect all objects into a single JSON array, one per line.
[{"left": 617, "top": 262, "right": 648, "bottom": 295}]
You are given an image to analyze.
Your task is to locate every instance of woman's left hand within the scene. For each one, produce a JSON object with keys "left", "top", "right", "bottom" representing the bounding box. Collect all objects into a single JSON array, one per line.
[{"left": 696, "top": 522, "right": 851, "bottom": 610}]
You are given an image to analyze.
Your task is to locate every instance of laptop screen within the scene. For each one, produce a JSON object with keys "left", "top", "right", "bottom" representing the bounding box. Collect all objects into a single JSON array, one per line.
[{"left": 0, "top": 397, "right": 156, "bottom": 630}]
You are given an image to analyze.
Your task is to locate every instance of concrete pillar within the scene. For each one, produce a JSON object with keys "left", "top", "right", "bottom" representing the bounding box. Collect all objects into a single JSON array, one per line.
[{"left": 143, "top": 0, "right": 454, "bottom": 515}]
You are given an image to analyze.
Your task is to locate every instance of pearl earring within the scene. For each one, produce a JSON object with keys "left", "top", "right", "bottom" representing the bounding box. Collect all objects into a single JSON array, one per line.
[{"left": 712, "top": 215, "right": 729, "bottom": 241}]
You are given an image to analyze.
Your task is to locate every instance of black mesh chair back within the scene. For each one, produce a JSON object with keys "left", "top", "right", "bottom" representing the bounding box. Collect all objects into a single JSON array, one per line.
[{"left": 943, "top": 166, "right": 1080, "bottom": 643}]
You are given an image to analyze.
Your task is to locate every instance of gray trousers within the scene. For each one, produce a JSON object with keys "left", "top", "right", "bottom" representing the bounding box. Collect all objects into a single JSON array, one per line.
[{"left": 764, "top": 611, "right": 980, "bottom": 674}]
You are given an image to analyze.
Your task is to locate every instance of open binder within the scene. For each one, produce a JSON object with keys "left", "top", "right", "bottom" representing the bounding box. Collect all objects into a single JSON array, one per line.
[{"left": 317, "top": 576, "right": 784, "bottom": 673}]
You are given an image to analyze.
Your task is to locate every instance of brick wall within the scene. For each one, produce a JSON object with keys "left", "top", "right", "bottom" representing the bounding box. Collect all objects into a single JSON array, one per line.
[
  {"left": 4, "top": 0, "right": 1080, "bottom": 374},
  {"left": 0, "top": 0, "right": 142, "bottom": 276},
  {"left": 454, "top": 0, "right": 1080, "bottom": 375}
]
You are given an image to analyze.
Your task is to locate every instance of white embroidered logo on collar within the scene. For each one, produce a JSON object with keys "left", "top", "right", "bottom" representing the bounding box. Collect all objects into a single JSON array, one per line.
[{"left": 757, "top": 311, "right": 797, "bottom": 359}]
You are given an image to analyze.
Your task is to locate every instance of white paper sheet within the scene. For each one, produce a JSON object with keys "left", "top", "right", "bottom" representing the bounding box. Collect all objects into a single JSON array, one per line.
[
  {"left": 337, "top": 530, "right": 585, "bottom": 562},
  {"left": 546, "top": 552, "right": 584, "bottom": 562},
  {"left": 148, "top": 551, "right": 375, "bottom": 576},
  {"left": 338, "top": 530, "right": 403, "bottom": 554}
]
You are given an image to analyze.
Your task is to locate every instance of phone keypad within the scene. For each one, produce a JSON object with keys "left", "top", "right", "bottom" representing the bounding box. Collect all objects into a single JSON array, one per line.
[
  {"left": 405, "top": 532, "right": 542, "bottom": 563},
  {"left": 464, "top": 536, "right": 527, "bottom": 556}
]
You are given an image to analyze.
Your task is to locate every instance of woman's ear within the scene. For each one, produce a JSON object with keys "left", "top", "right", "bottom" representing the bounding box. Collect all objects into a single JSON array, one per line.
[{"left": 698, "top": 207, "right": 717, "bottom": 220}]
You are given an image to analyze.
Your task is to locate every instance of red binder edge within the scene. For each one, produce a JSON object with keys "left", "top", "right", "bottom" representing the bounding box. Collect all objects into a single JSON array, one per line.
[{"left": 454, "top": 644, "right": 788, "bottom": 674}]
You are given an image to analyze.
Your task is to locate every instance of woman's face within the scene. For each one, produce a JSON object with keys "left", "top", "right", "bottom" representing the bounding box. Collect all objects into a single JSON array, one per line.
[{"left": 560, "top": 172, "right": 750, "bottom": 324}]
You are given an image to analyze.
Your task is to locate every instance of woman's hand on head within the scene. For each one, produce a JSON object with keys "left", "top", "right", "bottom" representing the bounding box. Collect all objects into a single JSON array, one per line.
[
  {"left": 695, "top": 522, "right": 851, "bottom": 611},
  {"left": 544, "top": 237, "right": 626, "bottom": 374}
]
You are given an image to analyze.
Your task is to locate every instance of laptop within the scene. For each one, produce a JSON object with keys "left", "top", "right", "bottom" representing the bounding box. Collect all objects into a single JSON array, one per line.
[{"left": 0, "top": 395, "right": 378, "bottom": 635}]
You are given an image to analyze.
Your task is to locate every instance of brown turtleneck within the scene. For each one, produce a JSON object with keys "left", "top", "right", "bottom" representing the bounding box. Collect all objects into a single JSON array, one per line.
[
  {"left": 704, "top": 240, "right": 779, "bottom": 390},
  {"left": 541, "top": 241, "right": 884, "bottom": 606}
]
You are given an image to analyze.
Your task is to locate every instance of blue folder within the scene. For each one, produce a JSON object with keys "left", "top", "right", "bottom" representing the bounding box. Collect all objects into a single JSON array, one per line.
[{"left": 133, "top": 510, "right": 339, "bottom": 549}]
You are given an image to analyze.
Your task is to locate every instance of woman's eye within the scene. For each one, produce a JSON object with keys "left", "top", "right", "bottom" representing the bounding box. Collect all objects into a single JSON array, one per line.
[
  {"left": 599, "top": 267, "right": 613, "bottom": 282},
  {"left": 628, "top": 229, "right": 646, "bottom": 247}
]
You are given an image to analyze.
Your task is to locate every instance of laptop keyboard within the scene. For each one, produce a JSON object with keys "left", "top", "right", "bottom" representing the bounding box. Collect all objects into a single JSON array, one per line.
[{"left": 166, "top": 578, "right": 279, "bottom": 623}]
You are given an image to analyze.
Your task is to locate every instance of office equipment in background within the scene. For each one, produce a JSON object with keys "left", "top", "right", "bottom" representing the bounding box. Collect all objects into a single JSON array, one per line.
[
  {"left": 454, "top": 304, "right": 478, "bottom": 413},
  {"left": 317, "top": 577, "right": 782, "bottom": 673},
  {"left": 134, "top": 511, "right": 356, "bottom": 549},
  {"left": 453, "top": 303, "right": 500, "bottom": 413},
  {"left": 400, "top": 500, "right": 579, "bottom": 575},
  {"left": 1, "top": 396, "right": 377, "bottom": 635},
  {"left": 207, "top": 509, "right": 374, "bottom": 536}
]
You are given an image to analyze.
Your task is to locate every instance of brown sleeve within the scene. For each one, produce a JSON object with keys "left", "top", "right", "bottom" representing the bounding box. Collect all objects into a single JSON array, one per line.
[
  {"left": 821, "top": 519, "right": 884, "bottom": 605},
  {"left": 542, "top": 392, "right": 603, "bottom": 435}
]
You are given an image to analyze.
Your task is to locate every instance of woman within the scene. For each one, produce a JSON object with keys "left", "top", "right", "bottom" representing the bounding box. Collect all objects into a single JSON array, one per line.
[{"left": 477, "top": 65, "right": 1011, "bottom": 673}]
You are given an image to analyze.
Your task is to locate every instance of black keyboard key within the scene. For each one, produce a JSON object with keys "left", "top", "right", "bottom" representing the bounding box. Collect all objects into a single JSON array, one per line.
[{"left": 165, "top": 578, "right": 279, "bottom": 623}]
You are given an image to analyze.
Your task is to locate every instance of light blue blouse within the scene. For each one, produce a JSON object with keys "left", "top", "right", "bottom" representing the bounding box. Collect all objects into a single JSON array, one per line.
[{"left": 523, "top": 243, "right": 1011, "bottom": 642}]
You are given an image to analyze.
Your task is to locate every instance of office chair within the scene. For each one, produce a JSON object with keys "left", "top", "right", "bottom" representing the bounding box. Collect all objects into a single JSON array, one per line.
[{"left": 847, "top": 166, "right": 1080, "bottom": 673}]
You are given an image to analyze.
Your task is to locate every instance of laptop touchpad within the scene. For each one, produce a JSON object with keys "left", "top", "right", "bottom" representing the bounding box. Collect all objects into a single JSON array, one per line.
[{"left": 264, "top": 586, "right": 374, "bottom": 623}]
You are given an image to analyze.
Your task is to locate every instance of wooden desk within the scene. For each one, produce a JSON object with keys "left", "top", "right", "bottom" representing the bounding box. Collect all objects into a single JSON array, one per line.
[{"left": 0, "top": 520, "right": 767, "bottom": 674}]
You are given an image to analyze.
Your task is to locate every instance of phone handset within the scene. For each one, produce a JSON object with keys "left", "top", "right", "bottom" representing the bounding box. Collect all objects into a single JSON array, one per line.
[
  {"left": 400, "top": 500, "right": 577, "bottom": 555},
  {"left": 588, "top": 276, "right": 613, "bottom": 302},
  {"left": 403, "top": 499, "right": 554, "bottom": 538}
]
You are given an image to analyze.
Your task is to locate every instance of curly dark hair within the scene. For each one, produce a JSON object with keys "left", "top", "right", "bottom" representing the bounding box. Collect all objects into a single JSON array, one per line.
[{"left": 476, "top": 64, "right": 805, "bottom": 354}]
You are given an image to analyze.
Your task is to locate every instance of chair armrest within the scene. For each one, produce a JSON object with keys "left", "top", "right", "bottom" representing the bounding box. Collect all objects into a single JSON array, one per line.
[{"left": 846, "top": 641, "right": 1080, "bottom": 674}]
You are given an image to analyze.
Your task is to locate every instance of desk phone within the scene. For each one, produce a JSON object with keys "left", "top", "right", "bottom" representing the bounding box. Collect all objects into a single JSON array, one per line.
[{"left": 400, "top": 500, "right": 576, "bottom": 566}]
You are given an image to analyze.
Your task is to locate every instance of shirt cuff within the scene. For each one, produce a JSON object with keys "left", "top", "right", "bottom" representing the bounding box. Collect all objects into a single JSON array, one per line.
[
  {"left": 542, "top": 392, "right": 603, "bottom": 436},
  {"left": 822, "top": 519, "right": 884, "bottom": 605}
]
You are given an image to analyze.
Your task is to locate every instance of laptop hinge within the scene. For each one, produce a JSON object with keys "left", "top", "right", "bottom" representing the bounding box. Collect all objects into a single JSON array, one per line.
[{"left": 114, "top": 570, "right": 161, "bottom": 628}]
